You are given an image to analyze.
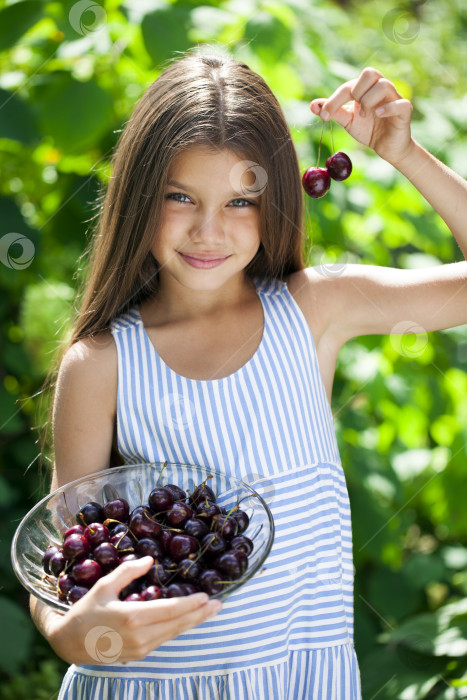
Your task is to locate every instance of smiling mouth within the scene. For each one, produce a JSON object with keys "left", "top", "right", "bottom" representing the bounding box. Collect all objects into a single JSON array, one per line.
[{"left": 178, "top": 252, "right": 230, "bottom": 261}]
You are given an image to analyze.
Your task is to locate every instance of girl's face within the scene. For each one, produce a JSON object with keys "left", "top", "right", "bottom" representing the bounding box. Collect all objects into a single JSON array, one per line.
[{"left": 151, "top": 147, "right": 262, "bottom": 295}]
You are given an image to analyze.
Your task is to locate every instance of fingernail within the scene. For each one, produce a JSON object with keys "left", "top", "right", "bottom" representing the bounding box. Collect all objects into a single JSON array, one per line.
[
  {"left": 375, "top": 106, "right": 384, "bottom": 116},
  {"left": 321, "top": 109, "right": 330, "bottom": 121},
  {"left": 209, "top": 600, "right": 223, "bottom": 613}
]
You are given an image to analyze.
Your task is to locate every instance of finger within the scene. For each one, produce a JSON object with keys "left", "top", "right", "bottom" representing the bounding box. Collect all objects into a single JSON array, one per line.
[
  {"left": 374, "top": 98, "right": 413, "bottom": 122},
  {"left": 350, "top": 67, "right": 385, "bottom": 104},
  {"left": 310, "top": 93, "right": 355, "bottom": 129},
  {"left": 312, "top": 81, "right": 356, "bottom": 123},
  {"left": 358, "top": 78, "right": 401, "bottom": 117},
  {"left": 95, "top": 555, "right": 155, "bottom": 601},
  {"left": 112, "top": 591, "right": 212, "bottom": 625}
]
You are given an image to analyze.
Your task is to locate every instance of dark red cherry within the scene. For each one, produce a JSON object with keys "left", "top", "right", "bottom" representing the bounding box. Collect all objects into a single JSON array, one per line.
[
  {"left": 199, "top": 569, "right": 225, "bottom": 595},
  {"left": 140, "top": 585, "right": 163, "bottom": 601},
  {"left": 119, "top": 553, "right": 140, "bottom": 563},
  {"left": 50, "top": 551, "right": 67, "bottom": 576},
  {"left": 168, "top": 534, "right": 198, "bottom": 562},
  {"left": 325, "top": 151, "right": 352, "bottom": 181},
  {"left": 129, "top": 509, "right": 161, "bottom": 539},
  {"left": 211, "top": 515, "right": 237, "bottom": 540},
  {"left": 125, "top": 592, "right": 144, "bottom": 602},
  {"left": 62, "top": 533, "right": 91, "bottom": 561},
  {"left": 201, "top": 532, "right": 226, "bottom": 556},
  {"left": 76, "top": 501, "right": 104, "bottom": 526},
  {"left": 68, "top": 585, "right": 89, "bottom": 604},
  {"left": 63, "top": 525, "right": 85, "bottom": 539},
  {"left": 178, "top": 557, "right": 203, "bottom": 582},
  {"left": 232, "top": 510, "right": 250, "bottom": 533},
  {"left": 166, "top": 583, "right": 189, "bottom": 597},
  {"left": 189, "top": 482, "right": 216, "bottom": 507},
  {"left": 302, "top": 167, "right": 331, "bottom": 198},
  {"left": 148, "top": 487, "right": 174, "bottom": 512},
  {"left": 146, "top": 562, "right": 171, "bottom": 587},
  {"left": 102, "top": 498, "right": 130, "bottom": 523},
  {"left": 162, "top": 556, "right": 177, "bottom": 571},
  {"left": 93, "top": 542, "right": 119, "bottom": 570},
  {"left": 42, "top": 545, "right": 61, "bottom": 574},
  {"left": 184, "top": 518, "right": 209, "bottom": 539},
  {"left": 159, "top": 529, "right": 174, "bottom": 553},
  {"left": 166, "top": 502, "right": 194, "bottom": 527},
  {"left": 135, "top": 537, "right": 164, "bottom": 559},
  {"left": 196, "top": 501, "right": 221, "bottom": 523},
  {"left": 230, "top": 535, "right": 254, "bottom": 556},
  {"left": 110, "top": 533, "right": 135, "bottom": 553},
  {"left": 72, "top": 558, "right": 103, "bottom": 587},
  {"left": 57, "top": 572, "right": 75, "bottom": 596},
  {"left": 84, "top": 522, "right": 110, "bottom": 548},
  {"left": 215, "top": 550, "right": 248, "bottom": 579},
  {"left": 164, "top": 484, "right": 187, "bottom": 501},
  {"left": 106, "top": 522, "right": 128, "bottom": 536}
]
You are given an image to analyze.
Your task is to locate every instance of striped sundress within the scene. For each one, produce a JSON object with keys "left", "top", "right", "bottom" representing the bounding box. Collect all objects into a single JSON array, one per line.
[{"left": 58, "top": 274, "right": 362, "bottom": 699}]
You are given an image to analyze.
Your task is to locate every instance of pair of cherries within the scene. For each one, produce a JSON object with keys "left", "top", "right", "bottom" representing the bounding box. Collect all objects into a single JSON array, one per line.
[{"left": 302, "top": 114, "right": 352, "bottom": 198}]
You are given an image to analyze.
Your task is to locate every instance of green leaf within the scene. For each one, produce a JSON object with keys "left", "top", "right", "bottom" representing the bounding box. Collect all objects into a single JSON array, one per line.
[
  {"left": 0, "top": 1, "right": 44, "bottom": 52},
  {"left": 0, "top": 597, "right": 34, "bottom": 674},
  {"left": 0, "top": 88, "right": 41, "bottom": 145},
  {"left": 384, "top": 599, "right": 467, "bottom": 657},
  {"left": 402, "top": 553, "right": 447, "bottom": 589},
  {"left": 38, "top": 76, "right": 114, "bottom": 154},
  {"left": 141, "top": 7, "right": 192, "bottom": 66},
  {"left": 244, "top": 12, "right": 292, "bottom": 63},
  {"left": 368, "top": 567, "right": 423, "bottom": 621}
]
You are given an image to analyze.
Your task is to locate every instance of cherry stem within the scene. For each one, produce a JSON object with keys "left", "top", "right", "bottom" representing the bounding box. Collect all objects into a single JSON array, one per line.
[
  {"left": 331, "top": 120, "right": 335, "bottom": 155},
  {"left": 317, "top": 119, "right": 325, "bottom": 168},
  {"left": 156, "top": 460, "right": 169, "bottom": 487}
]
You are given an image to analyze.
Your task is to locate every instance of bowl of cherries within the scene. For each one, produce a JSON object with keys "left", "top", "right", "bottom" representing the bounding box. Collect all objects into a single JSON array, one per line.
[{"left": 11, "top": 461, "right": 275, "bottom": 612}]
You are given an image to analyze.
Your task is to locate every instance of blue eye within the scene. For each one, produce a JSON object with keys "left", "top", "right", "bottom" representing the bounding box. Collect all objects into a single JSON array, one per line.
[
  {"left": 166, "top": 193, "right": 255, "bottom": 207},
  {"left": 166, "top": 193, "right": 190, "bottom": 202},
  {"left": 229, "top": 198, "right": 255, "bottom": 207}
]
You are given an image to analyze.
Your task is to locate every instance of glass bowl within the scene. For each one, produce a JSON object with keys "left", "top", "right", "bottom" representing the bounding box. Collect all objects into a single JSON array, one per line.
[{"left": 11, "top": 461, "right": 275, "bottom": 612}]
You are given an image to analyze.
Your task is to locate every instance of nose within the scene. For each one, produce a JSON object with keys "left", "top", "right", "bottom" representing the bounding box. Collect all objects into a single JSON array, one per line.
[{"left": 190, "top": 206, "right": 226, "bottom": 245}]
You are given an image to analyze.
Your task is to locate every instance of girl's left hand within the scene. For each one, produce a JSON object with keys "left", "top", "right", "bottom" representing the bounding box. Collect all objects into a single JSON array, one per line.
[{"left": 310, "top": 67, "right": 414, "bottom": 167}]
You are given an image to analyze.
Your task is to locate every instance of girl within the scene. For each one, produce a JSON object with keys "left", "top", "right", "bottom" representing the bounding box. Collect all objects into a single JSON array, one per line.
[{"left": 29, "top": 49, "right": 467, "bottom": 699}]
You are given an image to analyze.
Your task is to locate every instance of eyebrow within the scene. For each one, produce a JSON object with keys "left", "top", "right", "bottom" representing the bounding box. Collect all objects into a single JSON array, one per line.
[{"left": 167, "top": 179, "right": 249, "bottom": 198}]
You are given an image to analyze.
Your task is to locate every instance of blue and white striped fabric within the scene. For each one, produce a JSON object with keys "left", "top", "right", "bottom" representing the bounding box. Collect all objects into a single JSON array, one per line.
[{"left": 58, "top": 275, "right": 362, "bottom": 699}]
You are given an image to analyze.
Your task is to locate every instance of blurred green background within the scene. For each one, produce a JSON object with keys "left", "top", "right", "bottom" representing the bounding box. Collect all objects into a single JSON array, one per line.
[{"left": 1, "top": 0, "right": 467, "bottom": 697}]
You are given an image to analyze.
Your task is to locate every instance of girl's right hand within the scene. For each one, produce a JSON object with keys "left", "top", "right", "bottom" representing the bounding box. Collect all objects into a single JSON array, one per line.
[{"left": 48, "top": 556, "right": 222, "bottom": 665}]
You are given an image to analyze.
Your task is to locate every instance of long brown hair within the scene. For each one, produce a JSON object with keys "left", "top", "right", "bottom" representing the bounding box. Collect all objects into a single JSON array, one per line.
[{"left": 39, "top": 45, "right": 307, "bottom": 482}]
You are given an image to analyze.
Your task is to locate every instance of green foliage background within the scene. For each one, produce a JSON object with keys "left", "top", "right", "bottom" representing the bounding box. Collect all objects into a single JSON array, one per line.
[{"left": 1, "top": 0, "right": 466, "bottom": 698}]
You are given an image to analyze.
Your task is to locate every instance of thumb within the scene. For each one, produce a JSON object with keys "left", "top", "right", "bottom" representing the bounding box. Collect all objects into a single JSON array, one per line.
[
  {"left": 96, "top": 555, "right": 154, "bottom": 600},
  {"left": 310, "top": 99, "right": 353, "bottom": 129}
]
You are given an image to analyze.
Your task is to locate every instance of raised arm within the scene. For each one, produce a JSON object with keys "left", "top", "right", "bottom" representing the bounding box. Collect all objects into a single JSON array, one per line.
[
  {"left": 310, "top": 67, "right": 467, "bottom": 260},
  {"left": 305, "top": 68, "right": 467, "bottom": 345}
]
